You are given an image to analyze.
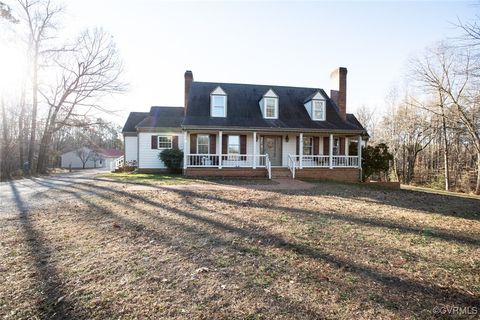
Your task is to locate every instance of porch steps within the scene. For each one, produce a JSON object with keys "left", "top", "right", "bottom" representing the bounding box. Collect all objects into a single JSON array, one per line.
[{"left": 271, "top": 168, "right": 292, "bottom": 179}]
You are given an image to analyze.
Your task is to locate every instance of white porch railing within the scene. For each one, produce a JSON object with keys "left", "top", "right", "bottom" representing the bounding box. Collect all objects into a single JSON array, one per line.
[
  {"left": 288, "top": 154, "right": 359, "bottom": 169},
  {"left": 266, "top": 154, "right": 271, "bottom": 179},
  {"left": 332, "top": 156, "right": 359, "bottom": 167},
  {"left": 111, "top": 155, "right": 124, "bottom": 171},
  {"left": 287, "top": 155, "right": 296, "bottom": 179},
  {"left": 185, "top": 154, "right": 269, "bottom": 168}
]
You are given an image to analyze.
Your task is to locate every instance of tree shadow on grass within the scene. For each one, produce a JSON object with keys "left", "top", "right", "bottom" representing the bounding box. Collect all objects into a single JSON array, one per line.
[
  {"left": 36, "top": 177, "right": 480, "bottom": 315},
  {"left": 30, "top": 178, "right": 326, "bottom": 319},
  {"left": 8, "top": 182, "right": 77, "bottom": 320}
]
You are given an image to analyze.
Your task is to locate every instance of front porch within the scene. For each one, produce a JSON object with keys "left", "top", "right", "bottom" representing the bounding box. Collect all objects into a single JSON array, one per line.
[{"left": 183, "top": 130, "right": 364, "bottom": 180}]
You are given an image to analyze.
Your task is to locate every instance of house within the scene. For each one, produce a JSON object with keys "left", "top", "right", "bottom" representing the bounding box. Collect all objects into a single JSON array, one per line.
[
  {"left": 122, "top": 67, "right": 368, "bottom": 181},
  {"left": 61, "top": 147, "right": 123, "bottom": 170}
]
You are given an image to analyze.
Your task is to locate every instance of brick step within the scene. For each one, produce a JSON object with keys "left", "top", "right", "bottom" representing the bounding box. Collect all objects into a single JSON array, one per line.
[{"left": 271, "top": 168, "right": 292, "bottom": 179}]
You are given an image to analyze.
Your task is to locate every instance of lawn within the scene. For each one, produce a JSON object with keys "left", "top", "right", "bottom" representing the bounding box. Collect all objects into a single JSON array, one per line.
[{"left": 1, "top": 178, "right": 479, "bottom": 319}]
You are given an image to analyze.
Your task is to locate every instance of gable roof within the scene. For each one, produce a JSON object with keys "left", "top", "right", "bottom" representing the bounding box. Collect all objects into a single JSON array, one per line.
[
  {"left": 95, "top": 148, "right": 123, "bottom": 158},
  {"left": 183, "top": 82, "right": 366, "bottom": 132},
  {"left": 136, "top": 106, "right": 184, "bottom": 129},
  {"left": 122, "top": 111, "right": 149, "bottom": 133}
]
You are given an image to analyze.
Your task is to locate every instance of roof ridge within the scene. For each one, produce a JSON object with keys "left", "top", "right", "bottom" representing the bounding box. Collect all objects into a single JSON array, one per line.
[{"left": 193, "top": 81, "right": 323, "bottom": 91}]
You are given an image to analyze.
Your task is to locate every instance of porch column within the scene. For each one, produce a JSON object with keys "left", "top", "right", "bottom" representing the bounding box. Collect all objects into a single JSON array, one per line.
[
  {"left": 299, "top": 133, "right": 303, "bottom": 169},
  {"left": 183, "top": 131, "right": 188, "bottom": 169},
  {"left": 345, "top": 137, "right": 349, "bottom": 156},
  {"left": 357, "top": 135, "right": 362, "bottom": 169},
  {"left": 253, "top": 131, "right": 257, "bottom": 169},
  {"left": 329, "top": 134, "right": 334, "bottom": 169},
  {"left": 218, "top": 131, "right": 223, "bottom": 169}
]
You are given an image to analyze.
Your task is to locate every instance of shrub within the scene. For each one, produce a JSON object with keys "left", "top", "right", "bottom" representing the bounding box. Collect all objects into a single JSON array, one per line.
[
  {"left": 362, "top": 143, "right": 393, "bottom": 182},
  {"left": 159, "top": 148, "right": 184, "bottom": 173}
]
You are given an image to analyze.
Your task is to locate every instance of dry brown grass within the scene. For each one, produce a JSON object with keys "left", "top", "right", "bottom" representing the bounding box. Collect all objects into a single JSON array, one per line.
[{"left": 1, "top": 177, "right": 479, "bottom": 319}]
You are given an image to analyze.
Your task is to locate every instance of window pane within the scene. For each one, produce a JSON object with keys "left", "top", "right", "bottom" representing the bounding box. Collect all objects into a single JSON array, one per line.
[
  {"left": 197, "top": 135, "right": 209, "bottom": 154},
  {"left": 313, "top": 100, "right": 324, "bottom": 120},
  {"left": 158, "top": 136, "right": 172, "bottom": 148},
  {"left": 303, "top": 137, "right": 313, "bottom": 155},
  {"left": 198, "top": 135, "right": 209, "bottom": 144},
  {"left": 265, "top": 98, "right": 277, "bottom": 118},
  {"left": 228, "top": 135, "right": 240, "bottom": 154},
  {"left": 212, "top": 95, "right": 226, "bottom": 117}
]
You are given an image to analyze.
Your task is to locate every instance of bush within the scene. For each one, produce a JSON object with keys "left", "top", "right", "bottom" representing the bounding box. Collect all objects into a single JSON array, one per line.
[
  {"left": 362, "top": 143, "right": 393, "bottom": 182},
  {"left": 159, "top": 148, "right": 184, "bottom": 173}
]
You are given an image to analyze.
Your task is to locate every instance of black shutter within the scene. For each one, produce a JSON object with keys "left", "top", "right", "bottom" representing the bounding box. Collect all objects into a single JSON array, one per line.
[
  {"left": 151, "top": 136, "right": 158, "bottom": 149},
  {"left": 240, "top": 135, "right": 247, "bottom": 154},
  {"left": 339, "top": 137, "right": 345, "bottom": 155},
  {"left": 190, "top": 134, "right": 197, "bottom": 154},
  {"left": 209, "top": 134, "right": 216, "bottom": 154},
  {"left": 172, "top": 136, "right": 179, "bottom": 149},
  {"left": 323, "top": 137, "right": 329, "bottom": 155},
  {"left": 296, "top": 136, "right": 299, "bottom": 155},
  {"left": 222, "top": 134, "right": 228, "bottom": 154},
  {"left": 313, "top": 137, "right": 320, "bottom": 155}
]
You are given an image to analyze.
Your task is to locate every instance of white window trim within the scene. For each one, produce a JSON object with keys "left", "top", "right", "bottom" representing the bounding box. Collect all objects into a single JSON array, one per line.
[
  {"left": 157, "top": 135, "right": 173, "bottom": 149},
  {"left": 197, "top": 134, "right": 210, "bottom": 154},
  {"left": 312, "top": 99, "right": 326, "bottom": 121},
  {"left": 264, "top": 97, "right": 278, "bottom": 119},
  {"left": 210, "top": 94, "right": 227, "bottom": 117},
  {"left": 227, "top": 135, "right": 240, "bottom": 155},
  {"left": 303, "top": 137, "right": 313, "bottom": 156}
]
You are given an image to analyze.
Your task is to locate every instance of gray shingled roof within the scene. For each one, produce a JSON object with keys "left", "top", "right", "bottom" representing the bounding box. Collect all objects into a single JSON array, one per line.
[
  {"left": 136, "top": 106, "right": 184, "bottom": 128},
  {"left": 183, "top": 82, "right": 366, "bottom": 132},
  {"left": 122, "top": 112, "right": 149, "bottom": 133}
]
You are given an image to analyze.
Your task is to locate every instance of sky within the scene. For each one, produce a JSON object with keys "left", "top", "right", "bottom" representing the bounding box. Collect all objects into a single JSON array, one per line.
[{"left": 1, "top": 0, "right": 478, "bottom": 125}]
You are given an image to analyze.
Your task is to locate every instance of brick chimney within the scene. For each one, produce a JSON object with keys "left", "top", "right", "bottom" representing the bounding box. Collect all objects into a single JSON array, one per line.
[
  {"left": 184, "top": 70, "right": 193, "bottom": 114},
  {"left": 330, "top": 67, "right": 347, "bottom": 121}
]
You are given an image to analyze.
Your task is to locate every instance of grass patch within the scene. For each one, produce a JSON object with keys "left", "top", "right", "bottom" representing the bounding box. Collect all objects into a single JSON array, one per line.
[
  {"left": 2, "top": 175, "right": 479, "bottom": 319},
  {"left": 102, "top": 172, "right": 197, "bottom": 185}
]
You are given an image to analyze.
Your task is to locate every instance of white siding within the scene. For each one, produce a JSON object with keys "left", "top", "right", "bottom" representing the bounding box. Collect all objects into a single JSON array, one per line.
[
  {"left": 282, "top": 134, "right": 296, "bottom": 166},
  {"left": 124, "top": 136, "right": 138, "bottom": 163},
  {"left": 61, "top": 147, "right": 104, "bottom": 169},
  {"left": 138, "top": 132, "right": 184, "bottom": 169}
]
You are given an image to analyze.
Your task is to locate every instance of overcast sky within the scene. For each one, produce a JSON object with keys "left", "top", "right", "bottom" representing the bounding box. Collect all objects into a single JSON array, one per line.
[{"left": 3, "top": 1, "right": 478, "bottom": 125}]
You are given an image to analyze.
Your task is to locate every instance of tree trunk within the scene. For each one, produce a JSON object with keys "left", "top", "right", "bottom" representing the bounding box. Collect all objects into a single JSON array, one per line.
[
  {"left": 19, "top": 87, "right": 26, "bottom": 167},
  {"left": 441, "top": 116, "right": 450, "bottom": 191},
  {"left": 27, "top": 50, "right": 38, "bottom": 174},
  {"left": 1, "top": 99, "right": 9, "bottom": 180},
  {"left": 476, "top": 154, "right": 480, "bottom": 195}
]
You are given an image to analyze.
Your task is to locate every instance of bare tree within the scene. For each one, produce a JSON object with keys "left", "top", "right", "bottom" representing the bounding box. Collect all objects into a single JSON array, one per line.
[
  {"left": 17, "top": 0, "right": 63, "bottom": 174},
  {"left": 75, "top": 147, "right": 92, "bottom": 169},
  {"left": 356, "top": 105, "right": 376, "bottom": 141},
  {"left": 410, "top": 42, "right": 480, "bottom": 193},
  {"left": 36, "top": 28, "right": 125, "bottom": 173},
  {"left": 90, "top": 151, "right": 103, "bottom": 168}
]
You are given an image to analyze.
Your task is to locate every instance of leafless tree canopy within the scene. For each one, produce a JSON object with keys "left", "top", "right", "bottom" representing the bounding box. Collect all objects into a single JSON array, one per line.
[{"left": 0, "top": 0, "right": 125, "bottom": 179}]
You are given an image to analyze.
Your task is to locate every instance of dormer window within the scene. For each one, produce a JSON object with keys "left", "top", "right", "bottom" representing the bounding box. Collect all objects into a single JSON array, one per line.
[
  {"left": 210, "top": 86, "right": 227, "bottom": 117},
  {"left": 265, "top": 98, "right": 277, "bottom": 118},
  {"left": 260, "top": 89, "right": 278, "bottom": 119},
  {"left": 312, "top": 100, "right": 326, "bottom": 121},
  {"left": 304, "top": 91, "right": 326, "bottom": 121}
]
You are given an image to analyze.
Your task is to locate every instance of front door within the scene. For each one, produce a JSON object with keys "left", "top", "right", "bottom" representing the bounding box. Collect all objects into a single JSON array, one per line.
[{"left": 261, "top": 136, "right": 282, "bottom": 166}]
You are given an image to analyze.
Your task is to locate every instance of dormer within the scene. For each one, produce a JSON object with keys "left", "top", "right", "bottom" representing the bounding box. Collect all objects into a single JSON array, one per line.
[
  {"left": 304, "top": 91, "right": 326, "bottom": 121},
  {"left": 210, "top": 86, "right": 227, "bottom": 117},
  {"left": 259, "top": 89, "right": 278, "bottom": 119}
]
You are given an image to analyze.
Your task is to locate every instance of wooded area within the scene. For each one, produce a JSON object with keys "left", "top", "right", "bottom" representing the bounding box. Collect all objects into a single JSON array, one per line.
[
  {"left": 360, "top": 18, "right": 480, "bottom": 194},
  {"left": 0, "top": 0, "right": 125, "bottom": 180}
]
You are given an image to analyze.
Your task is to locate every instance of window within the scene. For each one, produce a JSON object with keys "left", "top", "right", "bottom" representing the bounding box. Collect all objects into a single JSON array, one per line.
[
  {"left": 303, "top": 137, "right": 313, "bottom": 155},
  {"left": 158, "top": 135, "right": 172, "bottom": 149},
  {"left": 228, "top": 135, "right": 240, "bottom": 154},
  {"left": 312, "top": 100, "right": 325, "bottom": 120},
  {"left": 333, "top": 138, "right": 340, "bottom": 155},
  {"left": 197, "top": 134, "right": 210, "bottom": 154},
  {"left": 265, "top": 98, "right": 278, "bottom": 118},
  {"left": 211, "top": 95, "right": 226, "bottom": 117}
]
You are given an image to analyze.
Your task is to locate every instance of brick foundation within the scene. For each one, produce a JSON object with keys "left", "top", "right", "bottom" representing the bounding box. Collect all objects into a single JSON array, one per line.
[
  {"left": 184, "top": 168, "right": 267, "bottom": 178},
  {"left": 295, "top": 168, "right": 361, "bottom": 183}
]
